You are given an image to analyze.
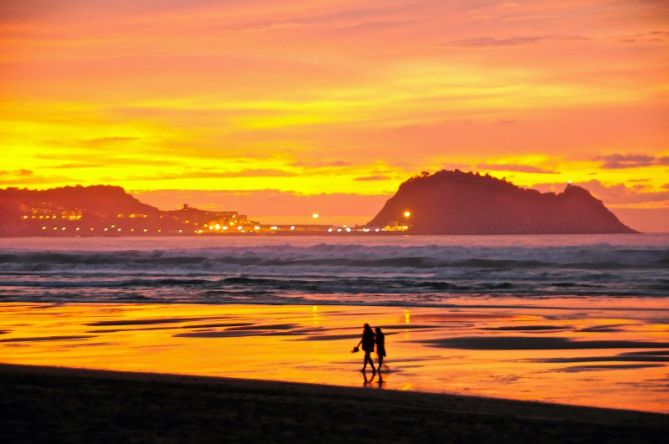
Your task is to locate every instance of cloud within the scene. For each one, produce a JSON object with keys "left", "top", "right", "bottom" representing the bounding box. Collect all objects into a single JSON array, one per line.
[
  {"left": 37, "top": 151, "right": 179, "bottom": 168},
  {"left": 450, "top": 34, "right": 588, "bottom": 47},
  {"left": 532, "top": 179, "right": 669, "bottom": 205},
  {"left": 0, "top": 0, "right": 223, "bottom": 23},
  {"left": 477, "top": 163, "right": 556, "bottom": 174},
  {"left": 79, "top": 137, "right": 140, "bottom": 147},
  {"left": 291, "top": 160, "right": 352, "bottom": 168},
  {"left": 596, "top": 154, "right": 669, "bottom": 169},
  {"left": 0, "top": 169, "right": 33, "bottom": 177},
  {"left": 141, "top": 168, "right": 298, "bottom": 181},
  {"left": 0, "top": 169, "right": 72, "bottom": 186},
  {"left": 354, "top": 174, "right": 391, "bottom": 181},
  {"left": 618, "top": 30, "right": 669, "bottom": 43}
]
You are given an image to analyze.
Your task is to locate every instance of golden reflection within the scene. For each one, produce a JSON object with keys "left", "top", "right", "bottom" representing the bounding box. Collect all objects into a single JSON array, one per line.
[
  {"left": 311, "top": 305, "right": 321, "bottom": 326},
  {"left": 0, "top": 301, "right": 667, "bottom": 413}
]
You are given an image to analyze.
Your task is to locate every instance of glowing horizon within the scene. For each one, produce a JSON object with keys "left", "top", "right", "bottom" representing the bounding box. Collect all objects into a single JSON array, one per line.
[{"left": 1, "top": 0, "right": 667, "bottom": 229}]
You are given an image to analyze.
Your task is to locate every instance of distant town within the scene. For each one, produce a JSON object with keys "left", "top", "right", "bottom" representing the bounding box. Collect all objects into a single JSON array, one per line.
[{"left": 0, "top": 185, "right": 410, "bottom": 237}]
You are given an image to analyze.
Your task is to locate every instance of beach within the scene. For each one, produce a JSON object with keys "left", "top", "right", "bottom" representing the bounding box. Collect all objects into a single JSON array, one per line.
[
  {"left": 1, "top": 301, "right": 667, "bottom": 413},
  {"left": 1, "top": 236, "right": 668, "bottom": 441},
  {"left": 2, "top": 363, "right": 667, "bottom": 444}
]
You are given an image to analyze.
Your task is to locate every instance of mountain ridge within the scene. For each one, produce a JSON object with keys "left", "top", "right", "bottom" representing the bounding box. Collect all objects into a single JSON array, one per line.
[{"left": 367, "top": 170, "right": 636, "bottom": 234}]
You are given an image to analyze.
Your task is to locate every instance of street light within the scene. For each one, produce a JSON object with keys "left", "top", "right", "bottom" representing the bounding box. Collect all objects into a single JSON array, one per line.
[{"left": 403, "top": 210, "right": 412, "bottom": 218}]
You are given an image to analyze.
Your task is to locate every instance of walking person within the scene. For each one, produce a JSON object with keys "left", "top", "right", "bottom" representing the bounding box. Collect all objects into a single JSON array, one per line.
[
  {"left": 353, "top": 323, "right": 376, "bottom": 373},
  {"left": 375, "top": 327, "right": 386, "bottom": 372}
]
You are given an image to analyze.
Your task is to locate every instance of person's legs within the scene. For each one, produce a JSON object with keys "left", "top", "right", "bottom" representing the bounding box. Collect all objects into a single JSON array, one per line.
[
  {"left": 367, "top": 352, "right": 376, "bottom": 372},
  {"left": 377, "top": 355, "right": 383, "bottom": 372},
  {"left": 362, "top": 351, "right": 369, "bottom": 371}
]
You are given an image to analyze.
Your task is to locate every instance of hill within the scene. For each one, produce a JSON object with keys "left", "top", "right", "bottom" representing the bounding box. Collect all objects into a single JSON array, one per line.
[
  {"left": 0, "top": 185, "right": 159, "bottom": 219},
  {"left": 0, "top": 185, "right": 256, "bottom": 236},
  {"left": 367, "top": 170, "right": 636, "bottom": 234}
]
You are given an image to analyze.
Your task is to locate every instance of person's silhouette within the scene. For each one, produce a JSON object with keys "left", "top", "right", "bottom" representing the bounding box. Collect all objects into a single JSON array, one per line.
[
  {"left": 355, "top": 323, "right": 376, "bottom": 373},
  {"left": 375, "top": 327, "right": 386, "bottom": 373}
]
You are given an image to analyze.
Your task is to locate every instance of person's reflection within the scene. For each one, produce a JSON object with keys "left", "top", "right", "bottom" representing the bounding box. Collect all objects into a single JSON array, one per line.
[{"left": 362, "top": 368, "right": 376, "bottom": 386}]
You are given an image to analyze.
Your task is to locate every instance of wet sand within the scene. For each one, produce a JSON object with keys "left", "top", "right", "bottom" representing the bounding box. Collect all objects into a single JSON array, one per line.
[
  {"left": 1, "top": 363, "right": 666, "bottom": 444},
  {"left": 0, "top": 300, "right": 667, "bottom": 413}
]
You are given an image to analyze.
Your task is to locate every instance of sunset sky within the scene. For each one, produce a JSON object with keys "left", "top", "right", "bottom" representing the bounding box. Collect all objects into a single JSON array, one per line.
[{"left": 1, "top": 0, "right": 668, "bottom": 229}]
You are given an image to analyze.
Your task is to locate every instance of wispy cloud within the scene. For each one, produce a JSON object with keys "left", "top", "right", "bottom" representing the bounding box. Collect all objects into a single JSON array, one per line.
[
  {"left": 618, "top": 30, "right": 669, "bottom": 43},
  {"left": 0, "top": 169, "right": 33, "bottom": 177},
  {"left": 596, "top": 154, "right": 669, "bottom": 169},
  {"left": 144, "top": 168, "right": 298, "bottom": 181},
  {"left": 533, "top": 180, "right": 669, "bottom": 205},
  {"left": 79, "top": 137, "right": 139, "bottom": 147},
  {"left": 354, "top": 174, "right": 391, "bottom": 181},
  {"left": 477, "top": 163, "right": 556, "bottom": 174},
  {"left": 291, "top": 160, "right": 352, "bottom": 168},
  {"left": 0, "top": 169, "right": 72, "bottom": 186},
  {"left": 450, "top": 34, "right": 588, "bottom": 47}
]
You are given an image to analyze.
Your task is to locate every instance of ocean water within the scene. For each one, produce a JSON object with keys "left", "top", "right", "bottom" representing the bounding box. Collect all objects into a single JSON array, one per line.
[{"left": 0, "top": 234, "right": 668, "bottom": 305}]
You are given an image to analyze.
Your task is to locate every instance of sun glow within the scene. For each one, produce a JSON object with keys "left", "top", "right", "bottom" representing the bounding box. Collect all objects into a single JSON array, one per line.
[{"left": 0, "top": 0, "right": 666, "bottom": 229}]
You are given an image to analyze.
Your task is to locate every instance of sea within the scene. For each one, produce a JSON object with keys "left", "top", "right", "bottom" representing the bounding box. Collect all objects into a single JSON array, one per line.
[{"left": 1, "top": 234, "right": 668, "bottom": 305}]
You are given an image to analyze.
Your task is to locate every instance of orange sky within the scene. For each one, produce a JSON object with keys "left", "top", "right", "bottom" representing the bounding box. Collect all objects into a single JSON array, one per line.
[{"left": 1, "top": 1, "right": 668, "bottom": 230}]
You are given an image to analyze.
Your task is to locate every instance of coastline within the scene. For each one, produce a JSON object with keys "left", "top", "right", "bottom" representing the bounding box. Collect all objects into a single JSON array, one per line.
[{"left": 1, "top": 363, "right": 666, "bottom": 443}]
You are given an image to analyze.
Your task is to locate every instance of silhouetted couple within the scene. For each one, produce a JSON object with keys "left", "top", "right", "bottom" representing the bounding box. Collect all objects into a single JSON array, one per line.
[{"left": 354, "top": 323, "right": 386, "bottom": 374}]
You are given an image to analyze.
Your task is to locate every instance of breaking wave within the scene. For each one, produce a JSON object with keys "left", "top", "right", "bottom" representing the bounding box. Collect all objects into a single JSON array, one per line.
[{"left": 0, "top": 235, "right": 667, "bottom": 304}]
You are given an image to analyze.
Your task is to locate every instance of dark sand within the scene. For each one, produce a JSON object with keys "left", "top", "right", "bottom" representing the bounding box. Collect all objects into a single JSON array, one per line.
[{"left": 1, "top": 364, "right": 666, "bottom": 443}]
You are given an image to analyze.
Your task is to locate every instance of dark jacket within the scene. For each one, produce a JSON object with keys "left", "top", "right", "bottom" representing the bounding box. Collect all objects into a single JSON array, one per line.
[
  {"left": 362, "top": 329, "right": 375, "bottom": 352},
  {"left": 376, "top": 331, "right": 386, "bottom": 357}
]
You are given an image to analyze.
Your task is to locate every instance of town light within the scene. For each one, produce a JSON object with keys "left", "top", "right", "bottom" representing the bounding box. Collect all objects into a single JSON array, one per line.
[{"left": 403, "top": 210, "right": 412, "bottom": 218}]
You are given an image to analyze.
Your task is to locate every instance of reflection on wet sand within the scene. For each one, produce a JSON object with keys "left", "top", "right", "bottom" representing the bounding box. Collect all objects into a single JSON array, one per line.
[{"left": 0, "top": 299, "right": 667, "bottom": 413}]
